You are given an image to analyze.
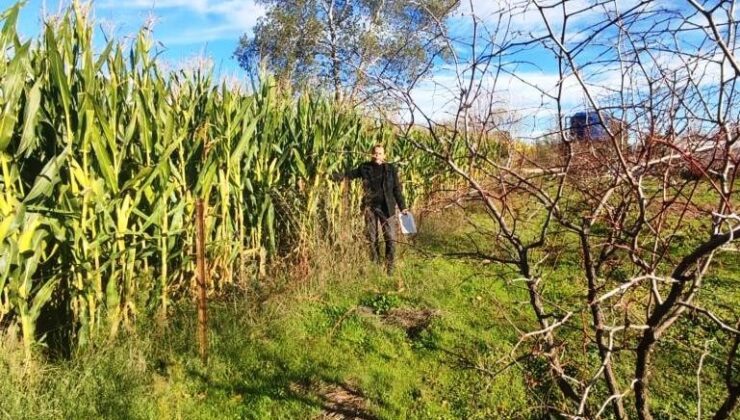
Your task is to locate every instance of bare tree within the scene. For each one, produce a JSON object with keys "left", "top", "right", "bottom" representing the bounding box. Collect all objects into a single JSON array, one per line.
[{"left": 378, "top": 0, "right": 740, "bottom": 418}]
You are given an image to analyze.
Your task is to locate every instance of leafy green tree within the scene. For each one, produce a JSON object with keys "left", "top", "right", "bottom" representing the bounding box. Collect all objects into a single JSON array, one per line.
[{"left": 234, "top": 0, "right": 458, "bottom": 104}]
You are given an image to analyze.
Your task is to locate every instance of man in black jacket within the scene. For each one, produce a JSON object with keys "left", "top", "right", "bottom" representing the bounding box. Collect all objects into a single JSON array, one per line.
[{"left": 333, "top": 144, "right": 408, "bottom": 275}]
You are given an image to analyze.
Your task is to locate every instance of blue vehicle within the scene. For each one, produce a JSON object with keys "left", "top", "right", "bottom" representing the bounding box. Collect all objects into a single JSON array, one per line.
[
  {"left": 567, "top": 111, "right": 614, "bottom": 142},
  {"left": 559, "top": 111, "right": 629, "bottom": 167}
]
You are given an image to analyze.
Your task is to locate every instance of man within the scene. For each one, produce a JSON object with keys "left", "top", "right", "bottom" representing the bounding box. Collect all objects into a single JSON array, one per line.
[{"left": 332, "top": 145, "right": 408, "bottom": 275}]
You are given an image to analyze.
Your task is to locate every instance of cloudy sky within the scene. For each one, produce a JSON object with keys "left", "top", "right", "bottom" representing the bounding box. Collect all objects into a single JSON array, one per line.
[
  {"left": 15, "top": 1, "right": 606, "bottom": 84},
  {"left": 13, "top": 0, "right": 726, "bottom": 138},
  {"left": 18, "top": 0, "right": 266, "bottom": 76}
]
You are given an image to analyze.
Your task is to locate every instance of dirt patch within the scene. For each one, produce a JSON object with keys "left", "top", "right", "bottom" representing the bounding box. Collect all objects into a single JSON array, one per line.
[
  {"left": 290, "top": 380, "right": 376, "bottom": 420},
  {"left": 382, "top": 308, "right": 440, "bottom": 339},
  {"left": 331, "top": 305, "right": 440, "bottom": 340}
]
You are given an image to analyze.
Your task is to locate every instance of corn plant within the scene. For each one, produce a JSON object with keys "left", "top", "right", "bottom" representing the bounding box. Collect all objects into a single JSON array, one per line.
[{"left": 0, "top": 0, "right": 478, "bottom": 356}]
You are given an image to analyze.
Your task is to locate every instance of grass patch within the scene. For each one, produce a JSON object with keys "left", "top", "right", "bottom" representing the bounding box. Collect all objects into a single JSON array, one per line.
[{"left": 1, "top": 205, "right": 737, "bottom": 419}]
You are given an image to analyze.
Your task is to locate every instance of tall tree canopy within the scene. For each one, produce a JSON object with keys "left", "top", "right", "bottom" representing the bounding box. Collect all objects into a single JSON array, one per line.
[{"left": 234, "top": 0, "right": 458, "bottom": 104}]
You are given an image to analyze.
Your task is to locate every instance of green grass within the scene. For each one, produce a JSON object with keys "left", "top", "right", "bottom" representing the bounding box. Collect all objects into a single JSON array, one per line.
[
  {"left": 1, "top": 206, "right": 738, "bottom": 419},
  {"left": 0, "top": 210, "right": 536, "bottom": 419}
]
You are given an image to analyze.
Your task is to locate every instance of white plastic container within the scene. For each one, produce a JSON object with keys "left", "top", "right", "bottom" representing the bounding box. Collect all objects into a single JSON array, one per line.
[{"left": 398, "top": 212, "right": 417, "bottom": 235}]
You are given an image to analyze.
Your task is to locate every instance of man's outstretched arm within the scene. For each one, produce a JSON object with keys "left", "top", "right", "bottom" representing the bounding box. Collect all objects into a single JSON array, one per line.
[{"left": 330, "top": 165, "right": 362, "bottom": 182}]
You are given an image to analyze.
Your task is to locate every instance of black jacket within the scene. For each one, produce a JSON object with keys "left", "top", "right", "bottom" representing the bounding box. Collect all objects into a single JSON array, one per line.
[{"left": 335, "top": 162, "right": 407, "bottom": 215}]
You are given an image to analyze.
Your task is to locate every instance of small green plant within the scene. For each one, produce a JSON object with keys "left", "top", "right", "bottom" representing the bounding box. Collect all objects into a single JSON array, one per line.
[{"left": 361, "top": 293, "right": 401, "bottom": 315}]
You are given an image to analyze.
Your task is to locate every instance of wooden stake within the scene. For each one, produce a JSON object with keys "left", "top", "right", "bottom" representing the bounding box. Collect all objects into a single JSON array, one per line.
[{"left": 195, "top": 199, "right": 208, "bottom": 364}]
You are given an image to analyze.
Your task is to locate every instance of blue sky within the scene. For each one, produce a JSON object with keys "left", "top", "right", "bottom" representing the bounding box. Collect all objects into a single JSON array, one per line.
[
  {"left": 12, "top": 0, "right": 730, "bottom": 138},
  {"left": 13, "top": 0, "right": 589, "bottom": 83},
  {"left": 17, "top": 0, "right": 265, "bottom": 77}
]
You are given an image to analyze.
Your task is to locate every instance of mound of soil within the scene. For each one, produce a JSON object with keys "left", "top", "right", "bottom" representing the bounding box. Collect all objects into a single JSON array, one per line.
[
  {"left": 382, "top": 308, "right": 440, "bottom": 339},
  {"left": 290, "top": 380, "right": 376, "bottom": 420}
]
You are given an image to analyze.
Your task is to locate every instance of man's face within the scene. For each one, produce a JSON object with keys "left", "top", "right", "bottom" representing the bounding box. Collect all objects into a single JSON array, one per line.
[{"left": 371, "top": 147, "right": 385, "bottom": 164}]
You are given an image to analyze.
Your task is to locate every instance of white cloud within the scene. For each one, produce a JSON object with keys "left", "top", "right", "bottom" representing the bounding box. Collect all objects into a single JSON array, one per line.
[
  {"left": 406, "top": 71, "right": 602, "bottom": 138},
  {"left": 97, "top": 0, "right": 266, "bottom": 43},
  {"left": 99, "top": 0, "right": 210, "bottom": 11},
  {"left": 460, "top": 0, "right": 621, "bottom": 35}
]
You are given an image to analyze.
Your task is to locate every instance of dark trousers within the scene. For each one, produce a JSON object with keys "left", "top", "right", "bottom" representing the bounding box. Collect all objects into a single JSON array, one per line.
[{"left": 363, "top": 207, "right": 397, "bottom": 274}]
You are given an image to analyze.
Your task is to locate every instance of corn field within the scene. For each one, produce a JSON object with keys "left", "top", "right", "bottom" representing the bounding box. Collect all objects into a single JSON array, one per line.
[{"left": 0, "top": 2, "right": 458, "bottom": 357}]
